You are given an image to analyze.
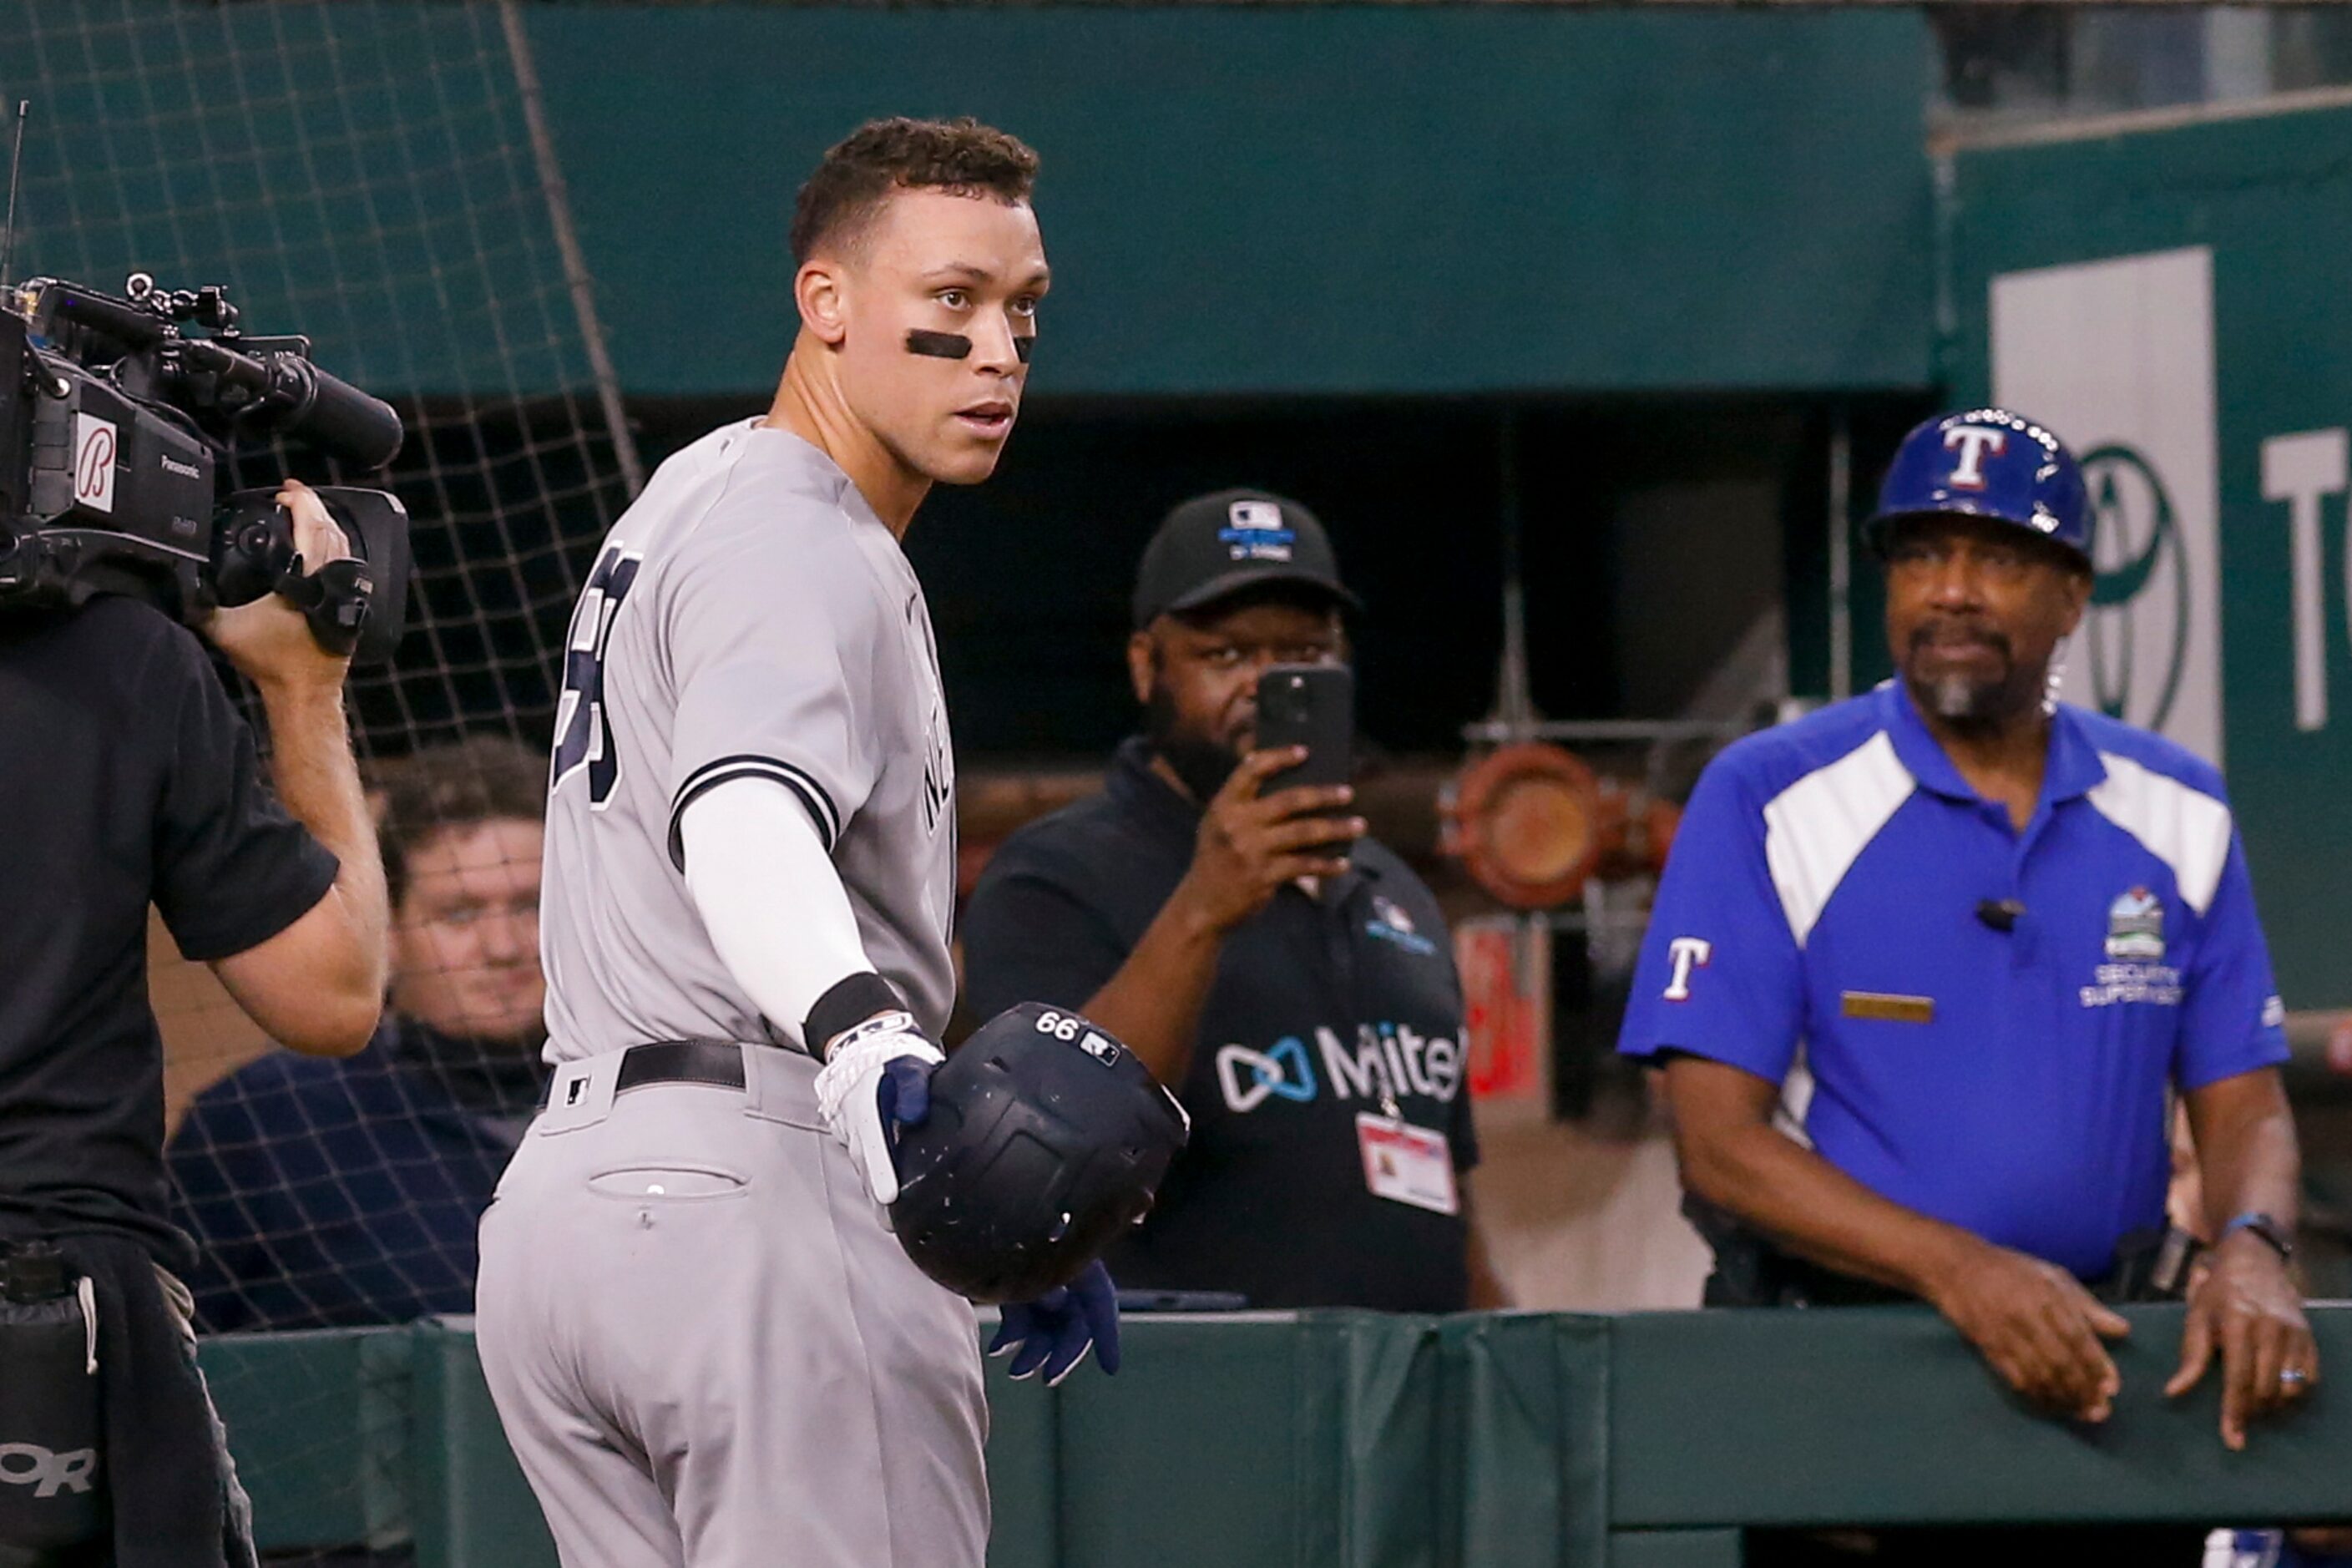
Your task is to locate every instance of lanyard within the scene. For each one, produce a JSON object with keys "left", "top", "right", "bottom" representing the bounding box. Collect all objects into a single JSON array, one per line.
[{"left": 1294, "top": 878, "right": 1404, "bottom": 1120}]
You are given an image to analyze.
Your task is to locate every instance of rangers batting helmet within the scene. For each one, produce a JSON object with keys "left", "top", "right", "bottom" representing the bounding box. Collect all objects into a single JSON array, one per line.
[
  {"left": 889, "top": 1003, "right": 1189, "bottom": 1304},
  {"left": 1864, "top": 407, "right": 2090, "bottom": 569}
]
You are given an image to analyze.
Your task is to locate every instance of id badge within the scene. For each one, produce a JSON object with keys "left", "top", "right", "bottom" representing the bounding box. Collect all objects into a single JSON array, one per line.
[{"left": 1355, "top": 1113, "right": 1459, "bottom": 1216}]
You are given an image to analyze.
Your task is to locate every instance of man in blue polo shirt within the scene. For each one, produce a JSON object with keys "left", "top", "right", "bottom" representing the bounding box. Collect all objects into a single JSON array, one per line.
[{"left": 1621, "top": 409, "right": 2314, "bottom": 1461}]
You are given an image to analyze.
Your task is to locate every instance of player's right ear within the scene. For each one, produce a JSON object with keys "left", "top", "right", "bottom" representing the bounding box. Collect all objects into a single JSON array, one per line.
[{"left": 795, "top": 259, "right": 850, "bottom": 348}]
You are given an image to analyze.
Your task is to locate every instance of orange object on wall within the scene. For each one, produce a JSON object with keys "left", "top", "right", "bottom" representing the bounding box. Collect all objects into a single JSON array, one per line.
[
  {"left": 1444, "top": 744, "right": 1684, "bottom": 906},
  {"left": 1444, "top": 743, "right": 1606, "bottom": 909}
]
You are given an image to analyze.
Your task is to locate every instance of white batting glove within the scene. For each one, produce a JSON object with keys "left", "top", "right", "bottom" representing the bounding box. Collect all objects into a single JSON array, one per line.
[{"left": 812, "top": 1011, "right": 946, "bottom": 1207}]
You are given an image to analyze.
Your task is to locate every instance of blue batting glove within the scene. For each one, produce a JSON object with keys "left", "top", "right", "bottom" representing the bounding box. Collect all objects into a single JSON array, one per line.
[
  {"left": 988, "top": 1261, "right": 1120, "bottom": 1386},
  {"left": 876, "top": 1054, "right": 934, "bottom": 1144}
]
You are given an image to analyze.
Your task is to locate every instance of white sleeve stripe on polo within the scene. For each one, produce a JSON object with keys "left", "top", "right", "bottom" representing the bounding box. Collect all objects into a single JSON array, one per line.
[
  {"left": 1773, "top": 1047, "right": 1818, "bottom": 1149},
  {"left": 1762, "top": 730, "right": 1917, "bottom": 948},
  {"left": 2086, "top": 751, "right": 2233, "bottom": 916}
]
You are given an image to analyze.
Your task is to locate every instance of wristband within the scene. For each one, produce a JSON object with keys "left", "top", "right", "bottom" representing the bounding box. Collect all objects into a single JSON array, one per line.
[
  {"left": 2222, "top": 1210, "right": 2294, "bottom": 1265},
  {"left": 826, "top": 1010, "right": 918, "bottom": 1060},
  {"left": 803, "top": 972, "right": 912, "bottom": 1062}
]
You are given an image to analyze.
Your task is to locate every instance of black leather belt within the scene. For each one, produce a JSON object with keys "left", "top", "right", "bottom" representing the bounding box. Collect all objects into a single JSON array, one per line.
[{"left": 613, "top": 1039, "right": 748, "bottom": 1096}]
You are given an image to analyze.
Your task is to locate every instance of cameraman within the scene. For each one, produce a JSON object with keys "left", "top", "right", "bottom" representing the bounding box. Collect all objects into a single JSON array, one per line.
[{"left": 0, "top": 479, "right": 387, "bottom": 1566}]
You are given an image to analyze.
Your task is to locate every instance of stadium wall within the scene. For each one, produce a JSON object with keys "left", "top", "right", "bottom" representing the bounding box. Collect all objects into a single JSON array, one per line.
[
  {"left": 2, "top": 3, "right": 1937, "bottom": 398},
  {"left": 524, "top": 3, "right": 1937, "bottom": 397}
]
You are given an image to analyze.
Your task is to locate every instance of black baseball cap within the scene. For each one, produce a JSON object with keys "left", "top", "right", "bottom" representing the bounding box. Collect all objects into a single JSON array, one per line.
[{"left": 1130, "top": 488, "right": 1362, "bottom": 630}]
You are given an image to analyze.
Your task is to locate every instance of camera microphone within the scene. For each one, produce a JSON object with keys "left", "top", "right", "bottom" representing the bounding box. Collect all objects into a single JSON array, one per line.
[
  {"left": 1975, "top": 898, "right": 2025, "bottom": 933},
  {"left": 40, "top": 281, "right": 169, "bottom": 349}
]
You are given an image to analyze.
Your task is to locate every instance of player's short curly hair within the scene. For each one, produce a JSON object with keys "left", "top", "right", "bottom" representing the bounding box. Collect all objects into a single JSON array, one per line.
[
  {"left": 373, "top": 736, "right": 546, "bottom": 913},
  {"left": 790, "top": 116, "right": 1039, "bottom": 267}
]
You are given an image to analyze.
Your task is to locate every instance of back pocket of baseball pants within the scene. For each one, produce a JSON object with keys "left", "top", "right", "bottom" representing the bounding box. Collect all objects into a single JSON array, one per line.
[{"left": 586, "top": 1165, "right": 749, "bottom": 1201}]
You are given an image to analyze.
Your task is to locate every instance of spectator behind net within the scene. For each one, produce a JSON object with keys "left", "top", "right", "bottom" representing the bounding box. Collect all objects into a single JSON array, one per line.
[{"left": 170, "top": 736, "right": 549, "bottom": 1333}]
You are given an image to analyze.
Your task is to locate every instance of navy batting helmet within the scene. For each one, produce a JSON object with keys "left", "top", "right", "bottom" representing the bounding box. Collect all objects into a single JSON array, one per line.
[
  {"left": 1864, "top": 407, "right": 2090, "bottom": 569},
  {"left": 888, "top": 1003, "right": 1189, "bottom": 1304}
]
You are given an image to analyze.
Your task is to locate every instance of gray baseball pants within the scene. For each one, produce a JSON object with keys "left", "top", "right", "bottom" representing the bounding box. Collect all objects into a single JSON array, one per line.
[{"left": 474, "top": 1044, "right": 989, "bottom": 1568}]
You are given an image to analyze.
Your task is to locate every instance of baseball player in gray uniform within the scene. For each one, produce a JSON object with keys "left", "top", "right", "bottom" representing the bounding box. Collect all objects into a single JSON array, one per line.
[{"left": 474, "top": 118, "right": 1109, "bottom": 1568}]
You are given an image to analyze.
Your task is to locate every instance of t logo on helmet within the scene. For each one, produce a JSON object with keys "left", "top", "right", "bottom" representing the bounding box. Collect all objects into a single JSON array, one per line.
[{"left": 1944, "top": 426, "right": 2008, "bottom": 490}]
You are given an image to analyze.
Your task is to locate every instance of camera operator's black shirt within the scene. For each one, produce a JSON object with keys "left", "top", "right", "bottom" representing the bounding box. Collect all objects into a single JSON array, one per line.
[
  {"left": 964, "top": 737, "right": 1478, "bottom": 1313},
  {"left": 0, "top": 597, "right": 337, "bottom": 1266}
]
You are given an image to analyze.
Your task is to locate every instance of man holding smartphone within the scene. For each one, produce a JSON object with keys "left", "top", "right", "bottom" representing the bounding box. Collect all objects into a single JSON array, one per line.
[{"left": 964, "top": 489, "right": 1504, "bottom": 1312}]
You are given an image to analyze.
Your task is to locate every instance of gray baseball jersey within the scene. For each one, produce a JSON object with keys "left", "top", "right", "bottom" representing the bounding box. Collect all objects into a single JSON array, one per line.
[{"left": 539, "top": 418, "right": 959, "bottom": 1056}]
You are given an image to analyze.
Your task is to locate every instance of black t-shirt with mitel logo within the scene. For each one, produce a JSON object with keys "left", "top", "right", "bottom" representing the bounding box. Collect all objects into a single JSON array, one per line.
[{"left": 963, "top": 736, "right": 1478, "bottom": 1313}]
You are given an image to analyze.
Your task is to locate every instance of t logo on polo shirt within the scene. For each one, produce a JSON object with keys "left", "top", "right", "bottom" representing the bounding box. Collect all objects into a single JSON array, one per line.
[{"left": 1662, "top": 937, "right": 1712, "bottom": 1001}]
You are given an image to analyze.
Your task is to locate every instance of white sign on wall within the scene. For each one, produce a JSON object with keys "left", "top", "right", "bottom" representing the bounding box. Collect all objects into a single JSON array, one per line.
[{"left": 1990, "top": 246, "right": 2223, "bottom": 765}]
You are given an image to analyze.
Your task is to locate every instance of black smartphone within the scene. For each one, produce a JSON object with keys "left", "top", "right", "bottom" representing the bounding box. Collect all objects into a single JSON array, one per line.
[{"left": 1254, "top": 664, "right": 1354, "bottom": 792}]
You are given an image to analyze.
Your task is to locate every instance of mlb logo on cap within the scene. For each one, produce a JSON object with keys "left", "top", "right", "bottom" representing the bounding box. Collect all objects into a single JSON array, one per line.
[
  {"left": 1222, "top": 499, "right": 1296, "bottom": 563},
  {"left": 1130, "top": 486, "right": 1362, "bottom": 628}
]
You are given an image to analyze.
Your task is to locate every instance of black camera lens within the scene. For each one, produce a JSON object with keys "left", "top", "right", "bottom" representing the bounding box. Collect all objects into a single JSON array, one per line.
[{"left": 209, "top": 496, "right": 297, "bottom": 609}]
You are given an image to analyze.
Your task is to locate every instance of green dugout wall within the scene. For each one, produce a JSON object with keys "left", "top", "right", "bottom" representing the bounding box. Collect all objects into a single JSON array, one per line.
[
  {"left": 209, "top": 1307, "right": 2352, "bottom": 1567},
  {"left": 1943, "top": 93, "right": 2352, "bottom": 1009}
]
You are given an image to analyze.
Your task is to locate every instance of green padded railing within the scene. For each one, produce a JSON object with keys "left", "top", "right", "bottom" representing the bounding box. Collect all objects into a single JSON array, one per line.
[
  {"left": 200, "top": 1327, "right": 412, "bottom": 1553},
  {"left": 197, "top": 1304, "right": 2352, "bottom": 1567}
]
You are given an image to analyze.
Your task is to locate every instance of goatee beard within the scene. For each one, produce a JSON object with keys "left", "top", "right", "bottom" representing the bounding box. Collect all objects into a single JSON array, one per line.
[
  {"left": 1905, "top": 623, "right": 2040, "bottom": 730},
  {"left": 1145, "top": 685, "right": 1240, "bottom": 802},
  {"left": 1905, "top": 668, "right": 2039, "bottom": 731},
  {"left": 1923, "top": 674, "right": 1998, "bottom": 722}
]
